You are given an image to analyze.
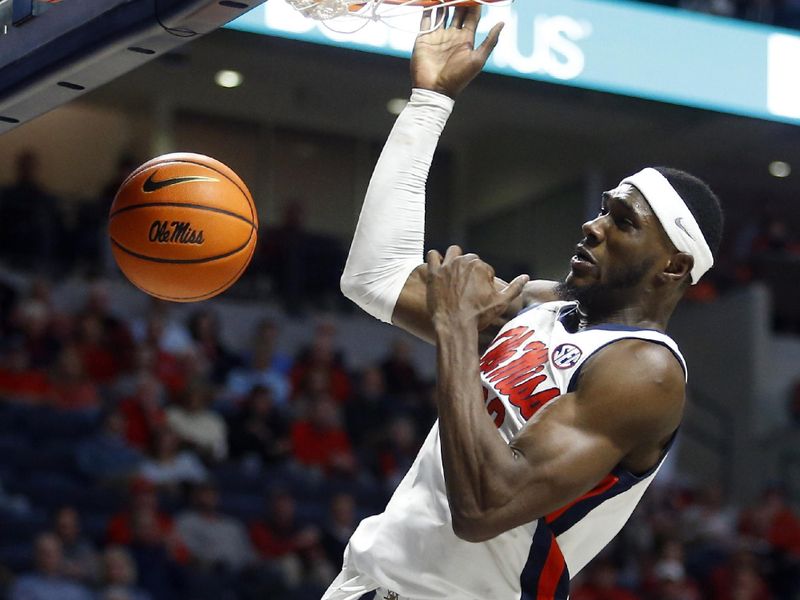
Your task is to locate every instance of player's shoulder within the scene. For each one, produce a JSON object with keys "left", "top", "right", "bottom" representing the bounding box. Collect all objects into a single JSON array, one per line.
[
  {"left": 582, "top": 338, "right": 685, "bottom": 395},
  {"left": 521, "top": 279, "right": 560, "bottom": 308}
]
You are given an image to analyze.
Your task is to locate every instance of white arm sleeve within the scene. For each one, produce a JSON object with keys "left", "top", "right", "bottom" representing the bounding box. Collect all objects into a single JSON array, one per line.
[{"left": 340, "top": 88, "right": 455, "bottom": 323}]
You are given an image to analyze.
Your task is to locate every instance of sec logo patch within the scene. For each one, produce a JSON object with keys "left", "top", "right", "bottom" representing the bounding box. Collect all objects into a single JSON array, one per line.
[{"left": 552, "top": 343, "right": 582, "bottom": 369}]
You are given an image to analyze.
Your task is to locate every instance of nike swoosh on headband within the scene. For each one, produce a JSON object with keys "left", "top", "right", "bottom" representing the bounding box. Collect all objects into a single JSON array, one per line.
[
  {"left": 674, "top": 217, "right": 695, "bottom": 240},
  {"left": 142, "top": 172, "right": 219, "bottom": 193}
]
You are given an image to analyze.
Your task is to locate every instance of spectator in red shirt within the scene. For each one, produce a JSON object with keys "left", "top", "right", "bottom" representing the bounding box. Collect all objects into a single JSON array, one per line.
[
  {"left": 12, "top": 296, "right": 60, "bottom": 369},
  {"left": 80, "top": 282, "right": 135, "bottom": 372},
  {"left": 119, "top": 373, "right": 166, "bottom": 451},
  {"left": 49, "top": 344, "right": 101, "bottom": 411},
  {"left": 708, "top": 548, "right": 771, "bottom": 600},
  {"left": 571, "top": 558, "right": 640, "bottom": 600},
  {"left": 740, "top": 487, "right": 800, "bottom": 558},
  {"left": 75, "top": 313, "right": 121, "bottom": 384},
  {"left": 290, "top": 322, "right": 351, "bottom": 405},
  {"left": 739, "top": 487, "right": 800, "bottom": 598},
  {"left": 290, "top": 396, "right": 356, "bottom": 476},
  {"left": 107, "top": 480, "right": 189, "bottom": 564},
  {"left": 249, "top": 489, "right": 333, "bottom": 587},
  {"left": 640, "top": 540, "right": 702, "bottom": 600},
  {"left": 0, "top": 342, "right": 51, "bottom": 403}
]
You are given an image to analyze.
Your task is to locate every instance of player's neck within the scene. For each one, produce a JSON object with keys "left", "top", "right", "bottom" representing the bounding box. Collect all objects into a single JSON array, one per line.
[{"left": 579, "top": 301, "right": 671, "bottom": 332}]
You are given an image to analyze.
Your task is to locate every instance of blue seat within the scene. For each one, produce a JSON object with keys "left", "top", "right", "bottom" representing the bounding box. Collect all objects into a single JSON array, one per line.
[
  {"left": 81, "top": 512, "right": 111, "bottom": 545},
  {"left": 77, "top": 486, "right": 124, "bottom": 513},
  {"left": 219, "top": 491, "right": 264, "bottom": 522},
  {"left": 0, "top": 541, "right": 34, "bottom": 573},
  {"left": 17, "top": 441, "right": 80, "bottom": 476},
  {"left": 211, "top": 462, "right": 265, "bottom": 495},
  {"left": 0, "top": 511, "right": 48, "bottom": 543},
  {"left": 18, "top": 472, "right": 85, "bottom": 511},
  {"left": 295, "top": 500, "right": 326, "bottom": 526},
  {"left": 0, "top": 434, "right": 32, "bottom": 473},
  {"left": 26, "top": 408, "right": 100, "bottom": 443},
  {"left": 0, "top": 403, "right": 29, "bottom": 435}
]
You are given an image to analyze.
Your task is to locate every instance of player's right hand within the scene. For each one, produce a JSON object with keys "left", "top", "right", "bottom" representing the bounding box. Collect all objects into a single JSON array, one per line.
[{"left": 411, "top": 5, "right": 504, "bottom": 99}]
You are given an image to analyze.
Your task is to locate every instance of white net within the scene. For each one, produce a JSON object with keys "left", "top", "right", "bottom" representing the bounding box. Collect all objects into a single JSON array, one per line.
[
  {"left": 284, "top": 0, "right": 352, "bottom": 20},
  {"left": 285, "top": 0, "right": 511, "bottom": 31}
]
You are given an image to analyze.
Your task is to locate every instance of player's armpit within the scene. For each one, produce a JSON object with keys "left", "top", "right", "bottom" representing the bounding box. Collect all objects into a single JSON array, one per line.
[
  {"left": 450, "top": 340, "right": 685, "bottom": 542},
  {"left": 392, "top": 266, "right": 557, "bottom": 347}
]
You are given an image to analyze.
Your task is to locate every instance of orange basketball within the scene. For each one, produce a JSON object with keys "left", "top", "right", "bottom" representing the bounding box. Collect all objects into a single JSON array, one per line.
[{"left": 108, "top": 152, "right": 258, "bottom": 302}]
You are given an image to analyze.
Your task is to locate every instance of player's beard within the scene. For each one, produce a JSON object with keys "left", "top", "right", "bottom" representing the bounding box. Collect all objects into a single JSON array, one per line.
[{"left": 556, "top": 256, "right": 655, "bottom": 322}]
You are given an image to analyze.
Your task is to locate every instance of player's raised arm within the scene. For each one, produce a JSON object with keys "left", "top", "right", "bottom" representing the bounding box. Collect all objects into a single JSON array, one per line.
[{"left": 339, "top": 7, "right": 520, "bottom": 345}]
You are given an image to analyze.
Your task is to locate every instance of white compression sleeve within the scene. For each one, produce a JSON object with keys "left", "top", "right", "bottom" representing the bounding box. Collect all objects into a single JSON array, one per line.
[{"left": 340, "top": 88, "right": 455, "bottom": 323}]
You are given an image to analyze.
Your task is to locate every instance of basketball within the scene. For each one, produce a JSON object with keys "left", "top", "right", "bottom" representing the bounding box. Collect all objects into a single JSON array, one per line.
[{"left": 108, "top": 152, "right": 258, "bottom": 302}]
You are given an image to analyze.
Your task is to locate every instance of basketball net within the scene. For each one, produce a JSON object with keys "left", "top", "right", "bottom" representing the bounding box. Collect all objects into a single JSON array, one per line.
[{"left": 284, "top": 0, "right": 512, "bottom": 32}]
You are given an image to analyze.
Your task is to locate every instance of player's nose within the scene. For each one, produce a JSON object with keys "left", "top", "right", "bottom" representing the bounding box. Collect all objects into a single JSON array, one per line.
[{"left": 581, "top": 214, "right": 606, "bottom": 244}]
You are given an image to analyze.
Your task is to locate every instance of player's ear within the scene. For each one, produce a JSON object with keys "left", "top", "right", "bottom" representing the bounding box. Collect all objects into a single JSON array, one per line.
[{"left": 661, "top": 251, "right": 693, "bottom": 284}]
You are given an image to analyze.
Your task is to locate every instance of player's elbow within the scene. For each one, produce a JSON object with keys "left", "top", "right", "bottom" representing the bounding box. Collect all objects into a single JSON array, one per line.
[
  {"left": 340, "top": 271, "right": 368, "bottom": 311},
  {"left": 339, "top": 272, "right": 356, "bottom": 301},
  {"left": 451, "top": 513, "right": 496, "bottom": 543}
]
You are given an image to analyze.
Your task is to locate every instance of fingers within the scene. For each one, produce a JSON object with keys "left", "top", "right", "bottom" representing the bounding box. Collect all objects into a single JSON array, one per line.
[
  {"left": 476, "top": 21, "right": 504, "bottom": 63},
  {"left": 420, "top": 6, "right": 446, "bottom": 33},
  {"left": 420, "top": 8, "right": 431, "bottom": 32},
  {"left": 452, "top": 6, "right": 468, "bottom": 29},
  {"left": 427, "top": 249, "right": 443, "bottom": 272},
  {"left": 499, "top": 274, "right": 530, "bottom": 303},
  {"left": 444, "top": 244, "right": 463, "bottom": 262},
  {"left": 432, "top": 6, "right": 447, "bottom": 30},
  {"left": 461, "top": 5, "right": 481, "bottom": 32}
]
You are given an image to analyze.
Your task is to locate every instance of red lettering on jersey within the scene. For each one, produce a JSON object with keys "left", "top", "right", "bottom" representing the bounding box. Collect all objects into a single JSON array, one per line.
[
  {"left": 509, "top": 382, "right": 561, "bottom": 420},
  {"left": 486, "top": 397, "right": 506, "bottom": 428},
  {"left": 480, "top": 327, "right": 535, "bottom": 372},
  {"left": 480, "top": 330, "right": 560, "bottom": 422}
]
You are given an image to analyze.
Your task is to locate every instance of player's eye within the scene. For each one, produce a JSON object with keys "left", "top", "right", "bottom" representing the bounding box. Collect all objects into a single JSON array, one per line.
[{"left": 615, "top": 217, "right": 634, "bottom": 229}]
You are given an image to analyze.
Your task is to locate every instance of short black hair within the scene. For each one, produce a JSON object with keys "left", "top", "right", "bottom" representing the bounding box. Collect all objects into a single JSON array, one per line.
[{"left": 653, "top": 167, "right": 724, "bottom": 259}]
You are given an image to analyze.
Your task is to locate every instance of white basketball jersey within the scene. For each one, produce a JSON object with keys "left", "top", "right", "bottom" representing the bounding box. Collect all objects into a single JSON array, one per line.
[{"left": 346, "top": 301, "right": 686, "bottom": 600}]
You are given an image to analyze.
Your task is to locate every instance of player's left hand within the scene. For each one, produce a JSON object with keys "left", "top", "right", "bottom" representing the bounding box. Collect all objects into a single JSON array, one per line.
[{"left": 426, "top": 245, "right": 528, "bottom": 332}]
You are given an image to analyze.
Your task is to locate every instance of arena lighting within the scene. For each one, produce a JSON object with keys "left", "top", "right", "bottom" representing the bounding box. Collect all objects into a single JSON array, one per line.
[
  {"left": 768, "top": 161, "right": 791, "bottom": 178},
  {"left": 214, "top": 69, "right": 243, "bottom": 88},
  {"left": 386, "top": 97, "right": 408, "bottom": 115}
]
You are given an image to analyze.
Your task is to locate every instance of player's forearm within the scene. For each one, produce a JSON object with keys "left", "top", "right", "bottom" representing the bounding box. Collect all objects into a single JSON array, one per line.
[
  {"left": 339, "top": 89, "right": 454, "bottom": 323},
  {"left": 435, "top": 323, "right": 521, "bottom": 542}
]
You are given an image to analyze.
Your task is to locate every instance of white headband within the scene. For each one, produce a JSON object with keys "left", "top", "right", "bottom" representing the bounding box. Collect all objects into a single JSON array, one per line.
[{"left": 620, "top": 168, "right": 713, "bottom": 285}]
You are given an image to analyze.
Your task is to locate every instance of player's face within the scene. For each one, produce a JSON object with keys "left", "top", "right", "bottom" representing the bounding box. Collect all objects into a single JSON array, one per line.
[{"left": 561, "top": 184, "right": 673, "bottom": 315}]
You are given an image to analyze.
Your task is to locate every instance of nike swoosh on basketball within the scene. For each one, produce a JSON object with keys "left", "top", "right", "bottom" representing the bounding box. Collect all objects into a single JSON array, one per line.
[
  {"left": 674, "top": 217, "right": 694, "bottom": 240},
  {"left": 143, "top": 172, "right": 219, "bottom": 192}
]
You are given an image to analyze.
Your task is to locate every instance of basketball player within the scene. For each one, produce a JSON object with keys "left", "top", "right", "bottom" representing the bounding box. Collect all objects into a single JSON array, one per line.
[{"left": 325, "top": 6, "right": 723, "bottom": 599}]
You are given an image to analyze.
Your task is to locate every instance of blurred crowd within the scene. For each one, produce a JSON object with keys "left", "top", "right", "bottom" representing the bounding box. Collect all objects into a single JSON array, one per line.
[
  {"left": 634, "top": 0, "right": 800, "bottom": 28},
  {"left": 0, "top": 274, "right": 435, "bottom": 599},
  {"left": 567, "top": 483, "right": 800, "bottom": 600},
  {"left": 0, "top": 272, "right": 796, "bottom": 599}
]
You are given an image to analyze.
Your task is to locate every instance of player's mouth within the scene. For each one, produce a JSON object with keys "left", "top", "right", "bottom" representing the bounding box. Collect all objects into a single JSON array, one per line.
[{"left": 571, "top": 245, "right": 597, "bottom": 271}]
